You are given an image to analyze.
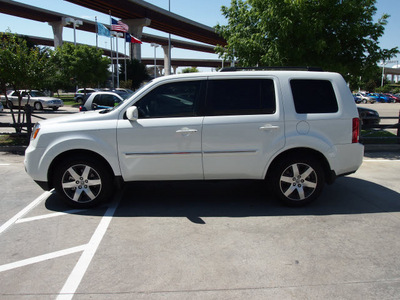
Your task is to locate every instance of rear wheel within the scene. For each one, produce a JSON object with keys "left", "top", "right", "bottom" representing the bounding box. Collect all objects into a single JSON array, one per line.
[
  {"left": 34, "top": 102, "right": 43, "bottom": 110},
  {"left": 271, "top": 155, "right": 324, "bottom": 206},
  {"left": 53, "top": 156, "right": 114, "bottom": 208}
]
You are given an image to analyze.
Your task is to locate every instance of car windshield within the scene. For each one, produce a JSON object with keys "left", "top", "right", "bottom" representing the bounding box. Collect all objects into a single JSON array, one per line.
[{"left": 29, "top": 91, "right": 46, "bottom": 97}]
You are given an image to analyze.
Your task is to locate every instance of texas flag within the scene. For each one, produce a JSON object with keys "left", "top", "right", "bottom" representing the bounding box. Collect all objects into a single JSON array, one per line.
[{"left": 125, "top": 33, "right": 142, "bottom": 44}]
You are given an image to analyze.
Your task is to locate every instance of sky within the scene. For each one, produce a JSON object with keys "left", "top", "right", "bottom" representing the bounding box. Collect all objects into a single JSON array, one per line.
[{"left": 1, "top": 0, "right": 400, "bottom": 71}]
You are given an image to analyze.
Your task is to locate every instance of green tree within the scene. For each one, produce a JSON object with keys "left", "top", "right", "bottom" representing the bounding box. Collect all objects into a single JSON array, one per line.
[
  {"left": 0, "top": 32, "right": 52, "bottom": 132},
  {"left": 215, "top": 0, "right": 398, "bottom": 85},
  {"left": 181, "top": 67, "right": 199, "bottom": 73},
  {"left": 54, "top": 44, "right": 110, "bottom": 93},
  {"left": 119, "top": 59, "right": 150, "bottom": 90}
]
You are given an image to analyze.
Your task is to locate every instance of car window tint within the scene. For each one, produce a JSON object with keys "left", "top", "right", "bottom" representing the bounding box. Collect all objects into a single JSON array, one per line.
[
  {"left": 291, "top": 79, "right": 338, "bottom": 114},
  {"left": 206, "top": 79, "right": 276, "bottom": 115},
  {"left": 102, "top": 94, "right": 117, "bottom": 107},
  {"left": 93, "top": 95, "right": 102, "bottom": 106},
  {"left": 135, "top": 81, "right": 202, "bottom": 118}
]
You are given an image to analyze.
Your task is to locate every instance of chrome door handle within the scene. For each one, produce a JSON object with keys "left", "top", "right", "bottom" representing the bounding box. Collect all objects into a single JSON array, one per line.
[
  {"left": 259, "top": 124, "right": 279, "bottom": 130},
  {"left": 176, "top": 128, "right": 198, "bottom": 134}
]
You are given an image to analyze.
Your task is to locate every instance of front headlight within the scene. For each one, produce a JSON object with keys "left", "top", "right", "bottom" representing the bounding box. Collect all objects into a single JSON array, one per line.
[{"left": 31, "top": 123, "right": 41, "bottom": 140}]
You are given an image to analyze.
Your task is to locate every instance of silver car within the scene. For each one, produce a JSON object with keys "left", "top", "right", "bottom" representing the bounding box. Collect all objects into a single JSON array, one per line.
[{"left": 3, "top": 90, "right": 64, "bottom": 111}]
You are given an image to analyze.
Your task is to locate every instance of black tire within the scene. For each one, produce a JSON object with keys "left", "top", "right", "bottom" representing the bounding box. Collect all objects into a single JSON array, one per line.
[
  {"left": 271, "top": 155, "right": 325, "bottom": 206},
  {"left": 34, "top": 102, "right": 43, "bottom": 110},
  {"left": 6, "top": 100, "right": 13, "bottom": 109},
  {"left": 53, "top": 156, "right": 114, "bottom": 208},
  {"left": 52, "top": 107, "right": 59, "bottom": 111},
  {"left": 76, "top": 97, "right": 84, "bottom": 105}
]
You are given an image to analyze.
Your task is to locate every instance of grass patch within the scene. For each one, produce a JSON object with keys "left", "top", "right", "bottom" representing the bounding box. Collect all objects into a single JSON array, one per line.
[
  {"left": 58, "top": 94, "right": 76, "bottom": 106},
  {"left": 361, "top": 129, "right": 399, "bottom": 144},
  {"left": 0, "top": 134, "right": 29, "bottom": 146}
]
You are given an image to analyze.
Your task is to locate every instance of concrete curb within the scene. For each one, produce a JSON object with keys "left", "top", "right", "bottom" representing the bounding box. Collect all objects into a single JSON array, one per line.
[
  {"left": 363, "top": 144, "right": 400, "bottom": 152},
  {"left": 0, "top": 145, "right": 27, "bottom": 154}
]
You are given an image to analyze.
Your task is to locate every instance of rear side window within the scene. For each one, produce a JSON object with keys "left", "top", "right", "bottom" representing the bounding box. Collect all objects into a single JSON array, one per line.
[
  {"left": 206, "top": 79, "right": 276, "bottom": 115},
  {"left": 290, "top": 79, "right": 338, "bottom": 114}
]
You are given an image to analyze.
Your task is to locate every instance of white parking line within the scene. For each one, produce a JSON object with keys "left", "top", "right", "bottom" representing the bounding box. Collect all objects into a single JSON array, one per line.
[
  {"left": 57, "top": 199, "right": 120, "bottom": 300},
  {"left": 16, "top": 209, "right": 87, "bottom": 224},
  {"left": 0, "top": 190, "right": 53, "bottom": 235},
  {"left": 0, "top": 245, "right": 86, "bottom": 273}
]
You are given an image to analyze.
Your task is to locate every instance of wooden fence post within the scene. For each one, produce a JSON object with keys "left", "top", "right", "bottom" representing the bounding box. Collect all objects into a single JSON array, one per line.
[
  {"left": 25, "top": 104, "right": 33, "bottom": 145},
  {"left": 397, "top": 110, "right": 400, "bottom": 143}
]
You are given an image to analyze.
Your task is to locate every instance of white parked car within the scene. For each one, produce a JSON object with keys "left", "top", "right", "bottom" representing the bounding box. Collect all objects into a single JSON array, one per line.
[
  {"left": 2, "top": 90, "right": 63, "bottom": 110},
  {"left": 25, "top": 69, "right": 364, "bottom": 208},
  {"left": 80, "top": 91, "right": 132, "bottom": 111}
]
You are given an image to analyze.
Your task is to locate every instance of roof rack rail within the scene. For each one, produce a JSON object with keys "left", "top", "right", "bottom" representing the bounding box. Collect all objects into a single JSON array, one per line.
[{"left": 219, "top": 66, "right": 324, "bottom": 72}]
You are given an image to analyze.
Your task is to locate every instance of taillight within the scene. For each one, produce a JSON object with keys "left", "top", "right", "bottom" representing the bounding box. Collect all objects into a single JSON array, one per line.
[{"left": 352, "top": 118, "right": 360, "bottom": 143}]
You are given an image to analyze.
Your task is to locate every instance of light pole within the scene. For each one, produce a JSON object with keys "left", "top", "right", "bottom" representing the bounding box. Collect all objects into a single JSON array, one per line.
[
  {"left": 151, "top": 43, "right": 159, "bottom": 78},
  {"left": 168, "top": 0, "right": 171, "bottom": 75},
  {"left": 64, "top": 17, "right": 83, "bottom": 45}
]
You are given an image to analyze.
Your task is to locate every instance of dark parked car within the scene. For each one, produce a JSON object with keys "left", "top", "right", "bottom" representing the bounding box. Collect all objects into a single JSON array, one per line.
[
  {"left": 74, "top": 88, "right": 98, "bottom": 104},
  {"left": 357, "top": 106, "right": 380, "bottom": 129}
]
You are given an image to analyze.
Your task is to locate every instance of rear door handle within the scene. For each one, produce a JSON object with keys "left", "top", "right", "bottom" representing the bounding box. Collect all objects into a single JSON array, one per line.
[
  {"left": 176, "top": 128, "right": 198, "bottom": 134},
  {"left": 259, "top": 124, "right": 279, "bottom": 130}
]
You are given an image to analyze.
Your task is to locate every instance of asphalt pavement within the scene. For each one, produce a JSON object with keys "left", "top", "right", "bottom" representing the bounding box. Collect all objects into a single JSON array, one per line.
[{"left": 0, "top": 151, "right": 400, "bottom": 299}]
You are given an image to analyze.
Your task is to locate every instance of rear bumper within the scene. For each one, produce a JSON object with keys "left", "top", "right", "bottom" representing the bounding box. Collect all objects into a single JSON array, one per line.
[{"left": 330, "top": 143, "right": 364, "bottom": 177}]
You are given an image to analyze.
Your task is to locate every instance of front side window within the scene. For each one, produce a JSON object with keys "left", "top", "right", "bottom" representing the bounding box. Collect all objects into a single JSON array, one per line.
[
  {"left": 135, "top": 81, "right": 203, "bottom": 118},
  {"left": 291, "top": 79, "right": 338, "bottom": 114},
  {"left": 206, "top": 79, "right": 276, "bottom": 115}
]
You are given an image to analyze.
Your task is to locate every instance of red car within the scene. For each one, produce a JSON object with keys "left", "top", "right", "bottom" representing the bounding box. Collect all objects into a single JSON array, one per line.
[{"left": 383, "top": 93, "right": 400, "bottom": 103}]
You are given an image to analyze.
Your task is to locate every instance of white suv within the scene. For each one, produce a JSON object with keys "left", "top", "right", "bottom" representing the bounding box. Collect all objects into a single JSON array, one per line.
[{"left": 25, "top": 70, "right": 364, "bottom": 208}]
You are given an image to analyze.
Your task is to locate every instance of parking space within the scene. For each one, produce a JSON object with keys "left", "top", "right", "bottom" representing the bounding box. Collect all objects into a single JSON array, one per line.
[{"left": 0, "top": 152, "right": 400, "bottom": 299}]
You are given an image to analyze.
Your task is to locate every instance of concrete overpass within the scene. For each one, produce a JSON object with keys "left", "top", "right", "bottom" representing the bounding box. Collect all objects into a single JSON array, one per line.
[{"left": 0, "top": 0, "right": 225, "bottom": 74}]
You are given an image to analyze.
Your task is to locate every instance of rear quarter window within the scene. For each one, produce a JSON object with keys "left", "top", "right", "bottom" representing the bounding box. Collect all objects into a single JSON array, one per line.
[{"left": 290, "top": 79, "right": 338, "bottom": 114}]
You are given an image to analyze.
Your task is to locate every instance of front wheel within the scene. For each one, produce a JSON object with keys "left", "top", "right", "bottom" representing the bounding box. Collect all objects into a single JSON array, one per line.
[
  {"left": 53, "top": 156, "right": 114, "bottom": 208},
  {"left": 271, "top": 155, "right": 325, "bottom": 206}
]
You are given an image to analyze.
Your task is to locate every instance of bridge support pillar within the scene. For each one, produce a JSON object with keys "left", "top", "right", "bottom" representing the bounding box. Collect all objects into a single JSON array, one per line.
[
  {"left": 162, "top": 45, "right": 172, "bottom": 75},
  {"left": 48, "top": 20, "right": 64, "bottom": 48},
  {"left": 122, "top": 18, "right": 151, "bottom": 61}
]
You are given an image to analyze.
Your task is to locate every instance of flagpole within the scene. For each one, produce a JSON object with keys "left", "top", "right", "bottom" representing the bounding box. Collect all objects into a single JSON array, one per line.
[
  {"left": 124, "top": 33, "right": 127, "bottom": 82},
  {"left": 109, "top": 11, "right": 114, "bottom": 89},
  {"left": 116, "top": 32, "right": 120, "bottom": 89}
]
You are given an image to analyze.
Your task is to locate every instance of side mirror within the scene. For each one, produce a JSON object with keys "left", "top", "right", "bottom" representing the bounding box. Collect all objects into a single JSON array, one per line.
[{"left": 126, "top": 106, "right": 139, "bottom": 121}]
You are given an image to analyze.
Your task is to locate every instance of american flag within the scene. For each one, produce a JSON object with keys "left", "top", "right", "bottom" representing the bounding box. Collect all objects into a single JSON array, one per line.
[{"left": 111, "top": 18, "right": 129, "bottom": 32}]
